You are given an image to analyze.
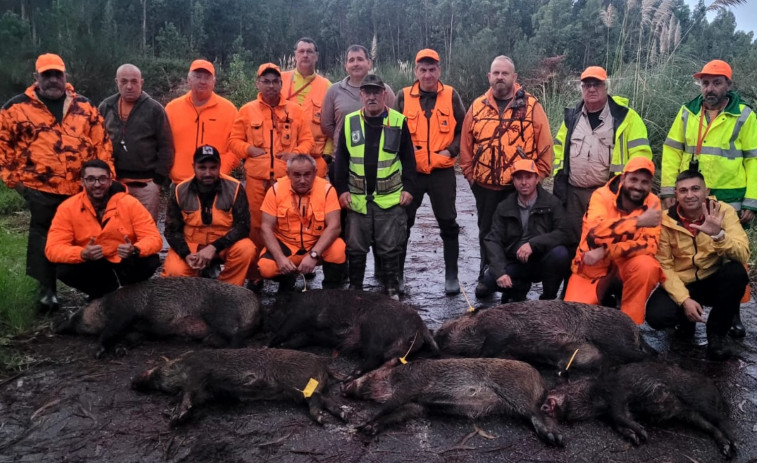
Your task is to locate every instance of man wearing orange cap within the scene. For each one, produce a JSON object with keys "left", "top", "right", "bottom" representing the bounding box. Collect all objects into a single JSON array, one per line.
[
  {"left": 281, "top": 37, "right": 332, "bottom": 178},
  {"left": 228, "top": 63, "right": 314, "bottom": 289},
  {"left": 460, "top": 55, "right": 554, "bottom": 299},
  {"left": 0, "top": 53, "right": 113, "bottom": 310},
  {"left": 564, "top": 157, "right": 664, "bottom": 324},
  {"left": 661, "top": 59, "right": 757, "bottom": 336},
  {"left": 395, "top": 48, "right": 467, "bottom": 295},
  {"left": 481, "top": 159, "right": 571, "bottom": 302},
  {"left": 552, "top": 66, "right": 652, "bottom": 243},
  {"left": 165, "top": 59, "right": 238, "bottom": 184}
]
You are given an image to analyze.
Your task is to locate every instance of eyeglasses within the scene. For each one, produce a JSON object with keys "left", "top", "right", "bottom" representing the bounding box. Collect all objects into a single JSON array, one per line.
[
  {"left": 83, "top": 176, "right": 110, "bottom": 185},
  {"left": 581, "top": 81, "right": 605, "bottom": 89},
  {"left": 258, "top": 79, "right": 281, "bottom": 86}
]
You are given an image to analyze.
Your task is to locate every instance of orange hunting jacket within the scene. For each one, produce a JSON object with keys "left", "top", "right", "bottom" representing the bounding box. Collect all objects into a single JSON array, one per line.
[
  {"left": 0, "top": 83, "right": 113, "bottom": 195},
  {"left": 281, "top": 70, "right": 331, "bottom": 158},
  {"left": 572, "top": 174, "right": 662, "bottom": 279}
]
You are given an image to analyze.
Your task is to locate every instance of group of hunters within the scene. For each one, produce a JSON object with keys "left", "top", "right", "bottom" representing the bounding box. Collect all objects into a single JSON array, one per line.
[{"left": 1, "top": 38, "right": 755, "bottom": 361}]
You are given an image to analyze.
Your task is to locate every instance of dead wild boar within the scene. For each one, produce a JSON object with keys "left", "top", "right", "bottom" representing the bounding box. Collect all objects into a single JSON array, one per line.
[
  {"left": 132, "top": 347, "right": 346, "bottom": 426},
  {"left": 435, "top": 300, "right": 653, "bottom": 371},
  {"left": 541, "top": 361, "right": 736, "bottom": 459},
  {"left": 56, "top": 277, "right": 260, "bottom": 358},
  {"left": 269, "top": 289, "right": 439, "bottom": 375},
  {"left": 341, "top": 357, "right": 563, "bottom": 446}
]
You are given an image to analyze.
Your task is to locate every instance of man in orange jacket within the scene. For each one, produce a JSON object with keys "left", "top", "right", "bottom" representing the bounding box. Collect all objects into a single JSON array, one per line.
[
  {"left": 564, "top": 157, "right": 664, "bottom": 324},
  {"left": 229, "top": 63, "right": 314, "bottom": 283},
  {"left": 165, "top": 59, "right": 238, "bottom": 184},
  {"left": 45, "top": 160, "right": 162, "bottom": 300},
  {"left": 460, "top": 55, "right": 554, "bottom": 299},
  {"left": 258, "top": 154, "right": 346, "bottom": 291},
  {"left": 396, "top": 48, "right": 466, "bottom": 295},
  {"left": 0, "top": 53, "right": 113, "bottom": 309},
  {"left": 162, "top": 145, "right": 255, "bottom": 286},
  {"left": 281, "top": 37, "right": 332, "bottom": 178}
]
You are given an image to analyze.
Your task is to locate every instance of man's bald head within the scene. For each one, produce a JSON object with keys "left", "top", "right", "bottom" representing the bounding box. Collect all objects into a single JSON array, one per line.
[{"left": 115, "top": 63, "right": 144, "bottom": 103}]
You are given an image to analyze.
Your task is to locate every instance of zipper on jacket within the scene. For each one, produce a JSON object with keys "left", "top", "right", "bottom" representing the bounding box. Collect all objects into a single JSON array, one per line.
[
  {"left": 691, "top": 235, "right": 700, "bottom": 281},
  {"left": 269, "top": 128, "right": 275, "bottom": 181},
  {"left": 425, "top": 109, "right": 432, "bottom": 166}
]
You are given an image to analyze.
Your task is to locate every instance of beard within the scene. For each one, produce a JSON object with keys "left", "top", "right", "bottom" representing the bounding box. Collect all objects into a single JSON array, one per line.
[{"left": 620, "top": 185, "right": 649, "bottom": 208}]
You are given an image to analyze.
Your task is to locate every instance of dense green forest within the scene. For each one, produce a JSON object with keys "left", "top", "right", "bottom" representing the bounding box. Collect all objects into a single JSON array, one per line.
[{"left": 0, "top": 0, "right": 755, "bottom": 148}]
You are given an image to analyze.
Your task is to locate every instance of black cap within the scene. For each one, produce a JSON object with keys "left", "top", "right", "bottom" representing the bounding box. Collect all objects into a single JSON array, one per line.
[
  {"left": 360, "top": 74, "right": 385, "bottom": 90},
  {"left": 193, "top": 145, "right": 221, "bottom": 163}
]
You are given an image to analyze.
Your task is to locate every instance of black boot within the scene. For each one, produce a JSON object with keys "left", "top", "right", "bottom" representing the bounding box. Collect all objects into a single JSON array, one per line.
[
  {"left": 38, "top": 285, "right": 59, "bottom": 312},
  {"left": 707, "top": 334, "right": 733, "bottom": 361},
  {"left": 443, "top": 237, "right": 460, "bottom": 295},
  {"left": 348, "top": 255, "right": 366, "bottom": 290},
  {"left": 322, "top": 263, "right": 346, "bottom": 289},
  {"left": 373, "top": 248, "right": 384, "bottom": 281},
  {"left": 729, "top": 311, "right": 746, "bottom": 338},
  {"left": 381, "top": 254, "right": 400, "bottom": 300}
]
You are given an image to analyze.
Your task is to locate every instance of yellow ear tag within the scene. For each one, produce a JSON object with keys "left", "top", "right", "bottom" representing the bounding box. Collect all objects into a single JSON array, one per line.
[
  {"left": 398, "top": 332, "right": 418, "bottom": 365},
  {"left": 460, "top": 285, "right": 476, "bottom": 312},
  {"left": 564, "top": 348, "right": 579, "bottom": 372},
  {"left": 301, "top": 378, "right": 319, "bottom": 398},
  {"left": 399, "top": 356, "right": 408, "bottom": 364}
]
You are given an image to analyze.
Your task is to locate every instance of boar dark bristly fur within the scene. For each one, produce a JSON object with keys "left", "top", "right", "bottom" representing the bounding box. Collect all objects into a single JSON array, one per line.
[
  {"left": 56, "top": 277, "right": 260, "bottom": 358},
  {"left": 131, "top": 348, "right": 346, "bottom": 427},
  {"left": 435, "top": 300, "right": 653, "bottom": 371},
  {"left": 342, "top": 358, "right": 563, "bottom": 447},
  {"left": 541, "top": 362, "right": 736, "bottom": 459},
  {"left": 269, "top": 289, "right": 439, "bottom": 375}
]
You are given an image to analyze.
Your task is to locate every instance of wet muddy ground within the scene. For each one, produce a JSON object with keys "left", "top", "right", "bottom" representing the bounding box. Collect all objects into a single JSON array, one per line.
[{"left": 2, "top": 171, "right": 757, "bottom": 462}]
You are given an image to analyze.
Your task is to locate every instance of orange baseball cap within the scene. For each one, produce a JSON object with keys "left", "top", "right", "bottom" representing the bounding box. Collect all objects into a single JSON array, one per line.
[
  {"left": 257, "top": 62, "right": 281, "bottom": 77},
  {"left": 415, "top": 48, "right": 440, "bottom": 63},
  {"left": 36, "top": 53, "right": 65, "bottom": 73},
  {"left": 693, "top": 60, "right": 732, "bottom": 80},
  {"left": 189, "top": 59, "right": 215, "bottom": 76},
  {"left": 623, "top": 157, "right": 655, "bottom": 175},
  {"left": 580, "top": 66, "right": 607, "bottom": 81},
  {"left": 511, "top": 159, "right": 539, "bottom": 175}
]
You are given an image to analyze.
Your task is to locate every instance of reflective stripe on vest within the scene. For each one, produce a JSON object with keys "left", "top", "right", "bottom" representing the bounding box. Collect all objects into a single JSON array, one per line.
[
  {"left": 176, "top": 174, "right": 240, "bottom": 245},
  {"left": 345, "top": 109, "right": 405, "bottom": 214}
]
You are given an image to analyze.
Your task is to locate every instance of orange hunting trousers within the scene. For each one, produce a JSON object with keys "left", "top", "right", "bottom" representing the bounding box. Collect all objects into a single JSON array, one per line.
[
  {"left": 564, "top": 254, "right": 663, "bottom": 325},
  {"left": 162, "top": 238, "right": 257, "bottom": 286}
]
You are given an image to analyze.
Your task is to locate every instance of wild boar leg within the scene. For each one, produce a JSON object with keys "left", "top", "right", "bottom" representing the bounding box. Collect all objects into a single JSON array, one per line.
[
  {"left": 97, "top": 310, "right": 137, "bottom": 357},
  {"left": 529, "top": 414, "right": 564, "bottom": 447},
  {"left": 307, "top": 393, "right": 348, "bottom": 424},
  {"left": 608, "top": 399, "right": 648, "bottom": 445},
  {"left": 170, "top": 387, "right": 209, "bottom": 427},
  {"left": 358, "top": 402, "right": 425, "bottom": 435},
  {"left": 678, "top": 410, "right": 737, "bottom": 459}
]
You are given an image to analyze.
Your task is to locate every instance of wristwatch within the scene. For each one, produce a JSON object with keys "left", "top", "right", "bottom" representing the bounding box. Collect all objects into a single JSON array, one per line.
[{"left": 309, "top": 250, "right": 319, "bottom": 259}]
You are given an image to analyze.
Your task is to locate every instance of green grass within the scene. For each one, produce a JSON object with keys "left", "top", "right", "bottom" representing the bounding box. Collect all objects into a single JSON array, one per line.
[
  {"left": 0, "top": 182, "right": 25, "bottom": 215},
  {"left": 0, "top": 213, "right": 38, "bottom": 337}
]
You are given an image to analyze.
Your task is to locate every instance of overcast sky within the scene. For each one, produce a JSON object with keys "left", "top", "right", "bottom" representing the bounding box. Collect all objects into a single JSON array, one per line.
[{"left": 683, "top": 0, "right": 757, "bottom": 35}]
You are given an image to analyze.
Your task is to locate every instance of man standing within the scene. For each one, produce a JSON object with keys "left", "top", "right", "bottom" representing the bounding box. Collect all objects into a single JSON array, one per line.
[
  {"left": 662, "top": 59, "right": 757, "bottom": 336},
  {"left": 564, "top": 157, "right": 664, "bottom": 325},
  {"left": 482, "top": 159, "right": 571, "bottom": 303},
  {"left": 395, "top": 48, "right": 466, "bottom": 295},
  {"left": 99, "top": 63, "right": 174, "bottom": 222},
  {"left": 165, "top": 59, "right": 237, "bottom": 184},
  {"left": 258, "top": 155, "right": 346, "bottom": 291},
  {"left": 334, "top": 74, "right": 417, "bottom": 298},
  {"left": 228, "top": 63, "right": 314, "bottom": 251},
  {"left": 646, "top": 170, "right": 749, "bottom": 360},
  {"left": 552, "top": 66, "right": 652, "bottom": 242},
  {"left": 162, "top": 145, "right": 255, "bottom": 287},
  {"left": 460, "top": 56, "right": 554, "bottom": 298},
  {"left": 0, "top": 53, "right": 113, "bottom": 309},
  {"left": 45, "top": 160, "right": 162, "bottom": 300},
  {"left": 321, "top": 45, "right": 396, "bottom": 157},
  {"left": 281, "top": 37, "right": 332, "bottom": 178}
]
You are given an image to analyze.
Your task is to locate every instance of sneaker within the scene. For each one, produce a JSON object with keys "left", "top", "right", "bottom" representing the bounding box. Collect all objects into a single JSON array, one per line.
[{"left": 39, "top": 289, "right": 59, "bottom": 312}]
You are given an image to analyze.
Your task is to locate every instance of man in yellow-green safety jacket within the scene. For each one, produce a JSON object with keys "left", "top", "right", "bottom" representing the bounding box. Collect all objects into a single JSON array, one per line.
[
  {"left": 334, "top": 74, "right": 417, "bottom": 299},
  {"left": 552, "top": 66, "right": 653, "bottom": 244},
  {"left": 661, "top": 59, "right": 757, "bottom": 338}
]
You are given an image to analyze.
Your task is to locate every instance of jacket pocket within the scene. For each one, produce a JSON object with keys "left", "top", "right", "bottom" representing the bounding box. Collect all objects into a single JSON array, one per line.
[
  {"left": 247, "top": 118, "right": 265, "bottom": 147},
  {"left": 436, "top": 108, "right": 451, "bottom": 134},
  {"left": 405, "top": 111, "right": 419, "bottom": 135}
]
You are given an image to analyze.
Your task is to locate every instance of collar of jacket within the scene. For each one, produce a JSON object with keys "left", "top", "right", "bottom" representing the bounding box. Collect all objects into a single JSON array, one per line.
[
  {"left": 683, "top": 91, "right": 743, "bottom": 115},
  {"left": 498, "top": 184, "right": 553, "bottom": 217},
  {"left": 255, "top": 93, "right": 288, "bottom": 109},
  {"left": 566, "top": 94, "right": 630, "bottom": 136},
  {"left": 25, "top": 82, "right": 76, "bottom": 103},
  {"left": 408, "top": 80, "right": 445, "bottom": 98},
  {"left": 664, "top": 196, "right": 718, "bottom": 231},
  {"left": 102, "top": 91, "right": 150, "bottom": 109},
  {"left": 185, "top": 90, "right": 220, "bottom": 108}
]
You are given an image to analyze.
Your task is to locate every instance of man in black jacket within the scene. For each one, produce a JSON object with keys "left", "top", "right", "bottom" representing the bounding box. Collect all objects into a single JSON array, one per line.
[
  {"left": 482, "top": 159, "right": 572, "bottom": 302},
  {"left": 99, "top": 63, "right": 174, "bottom": 222}
]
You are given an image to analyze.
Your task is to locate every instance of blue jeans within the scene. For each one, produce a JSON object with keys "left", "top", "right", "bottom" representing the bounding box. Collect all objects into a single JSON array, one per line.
[{"left": 483, "top": 245, "right": 570, "bottom": 301}]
